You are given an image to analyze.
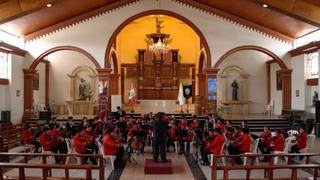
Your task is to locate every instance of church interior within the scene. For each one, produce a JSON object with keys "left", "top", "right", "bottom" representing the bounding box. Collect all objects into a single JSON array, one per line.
[{"left": 0, "top": 0, "right": 320, "bottom": 179}]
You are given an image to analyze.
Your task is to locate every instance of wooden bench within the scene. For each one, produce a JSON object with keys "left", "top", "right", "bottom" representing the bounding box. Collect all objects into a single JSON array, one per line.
[
  {"left": 0, "top": 153, "right": 104, "bottom": 180},
  {"left": 211, "top": 153, "right": 320, "bottom": 180},
  {"left": 0, "top": 163, "right": 97, "bottom": 180}
]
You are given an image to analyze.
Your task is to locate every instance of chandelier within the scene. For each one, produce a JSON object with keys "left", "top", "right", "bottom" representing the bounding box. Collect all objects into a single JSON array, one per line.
[{"left": 146, "top": 16, "right": 170, "bottom": 60}]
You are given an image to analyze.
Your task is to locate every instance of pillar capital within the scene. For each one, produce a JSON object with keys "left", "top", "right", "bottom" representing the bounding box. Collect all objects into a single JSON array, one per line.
[
  {"left": 23, "top": 69, "right": 37, "bottom": 77},
  {"left": 205, "top": 68, "right": 219, "bottom": 76},
  {"left": 96, "top": 68, "right": 112, "bottom": 80},
  {"left": 278, "top": 69, "right": 293, "bottom": 79}
]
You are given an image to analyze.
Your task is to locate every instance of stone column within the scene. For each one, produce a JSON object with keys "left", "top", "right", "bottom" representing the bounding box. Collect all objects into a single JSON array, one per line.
[
  {"left": 279, "top": 69, "right": 293, "bottom": 110},
  {"left": 23, "top": 69, "right": 36, "bottom": 119}
]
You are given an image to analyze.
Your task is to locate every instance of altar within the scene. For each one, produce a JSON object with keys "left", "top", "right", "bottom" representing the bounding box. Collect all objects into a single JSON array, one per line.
[
  {"left": 139, "top": 100, "right": 177, "bottom": 114},
  {"left": 220, "top": 100, "right": 250, "bottom": 115}
]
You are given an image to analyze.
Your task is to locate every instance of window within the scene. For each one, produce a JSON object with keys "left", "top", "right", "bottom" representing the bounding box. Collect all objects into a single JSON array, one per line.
[
  {"left": 0, "top": 52, "right": 8, "bottom": 79},
  {"left": 307, "top": 52, "right": 319, "bottom": 78}
]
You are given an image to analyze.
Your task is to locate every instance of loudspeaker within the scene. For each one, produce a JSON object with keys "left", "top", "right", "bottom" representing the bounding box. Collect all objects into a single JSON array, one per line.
[
  {"left": 1, "top": 111, "right": 11, "bottom": 122},
  {"left": 316, "top": 101, "right": 320, "bottom": 122},
  {"left": 39, "top": 111, "right": 50, "bottom": 120}
]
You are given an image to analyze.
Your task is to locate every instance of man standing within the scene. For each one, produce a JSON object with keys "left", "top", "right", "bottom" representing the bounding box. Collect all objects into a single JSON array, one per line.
[{"left": 152, "top": 113, "right": 168, "bottom": 162}]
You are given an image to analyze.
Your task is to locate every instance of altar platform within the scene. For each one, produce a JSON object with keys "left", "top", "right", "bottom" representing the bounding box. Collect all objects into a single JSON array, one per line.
[
  {"left": 144, "top": 159, "right": 173, "bottom": 174},
  {"left": 222, "top": 114, "right": 284, "bottom": 121},
  {"left": 125, "top": 100, "right": 195, "bottom": 114},
  {"left": 222, "top": 114, "right": 290, "bottom": 132}
]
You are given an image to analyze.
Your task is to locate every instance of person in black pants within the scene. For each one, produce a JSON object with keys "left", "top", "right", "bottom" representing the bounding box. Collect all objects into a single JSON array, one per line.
[{"left": 152, "top": 113, "right": 169, "bottom": 162}]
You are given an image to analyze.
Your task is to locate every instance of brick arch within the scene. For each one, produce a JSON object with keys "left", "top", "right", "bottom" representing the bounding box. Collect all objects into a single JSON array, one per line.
[
  {"left": 104, "top": 9, "right": 212, "bottom": 69},
  {"left": 110, "top": 50, "right": 118, "bottom": 74},
  {"left": 213, "top": 45, "right": 288, "bottom": 69},
  {"left": 29, "top": 46, "right": 101, "bottom": 70},
  {"left": 213, "top": 45, "right": 292, "bottom": 110}
]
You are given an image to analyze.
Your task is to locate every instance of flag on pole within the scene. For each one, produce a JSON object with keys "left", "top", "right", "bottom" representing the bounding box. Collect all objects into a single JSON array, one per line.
[
  {"left": 128, "top": 83, "right": 136, "bottom": 105},
  {"left": 178, "top": 82, "right": 185, "bottom": 106}
]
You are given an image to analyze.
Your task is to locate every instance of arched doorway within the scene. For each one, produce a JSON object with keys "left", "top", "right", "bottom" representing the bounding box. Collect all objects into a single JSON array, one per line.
[
  {"left": 104, "top": 9, "right": 212, "bottom": 69},
  {"left": 104, "top": 10, "right": 212, "bottom": 113},
  {"left": 24, "top": 46, "right": 101, "bottom": 119},
  {"left": 214, "top": 45, "right": 292, "bottom": 111}
]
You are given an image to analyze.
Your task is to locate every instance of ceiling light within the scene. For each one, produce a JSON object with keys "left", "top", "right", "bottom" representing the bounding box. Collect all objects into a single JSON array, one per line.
[
  {"left": 262, "top": 4, "right": 268, "bottom": 8},
  {"left": 46, "top": 3, "right": 52, "bottom": 8}
]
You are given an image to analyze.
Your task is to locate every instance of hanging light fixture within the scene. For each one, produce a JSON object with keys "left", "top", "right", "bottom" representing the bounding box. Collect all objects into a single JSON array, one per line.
[{"left": 146, "top": 16, "right": 171, "bottom": 60}]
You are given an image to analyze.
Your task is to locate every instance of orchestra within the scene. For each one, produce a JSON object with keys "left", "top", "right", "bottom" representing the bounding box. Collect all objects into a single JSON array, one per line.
[{"left": 33, "top": 111, "right": 310, "bottom": 168}]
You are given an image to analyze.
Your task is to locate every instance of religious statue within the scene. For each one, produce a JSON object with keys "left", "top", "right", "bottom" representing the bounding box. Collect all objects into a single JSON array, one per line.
[
  {"left": 231, "top": 80, "right": 239, "bottom": 101},
  {"left": 78, "top": 78, "right": 93, "bottom": 101},
  {"left": 312, "top": 91, "right": 319, "bottom": 107}
]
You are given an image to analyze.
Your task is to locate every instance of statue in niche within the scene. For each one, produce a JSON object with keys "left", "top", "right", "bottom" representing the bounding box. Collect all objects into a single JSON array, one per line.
[
  {"left": 78, "top": 78, "right": 93, "bottom": 101},
  {"left": 312, "top": 91, "right": 319, "bottom": 107},
  {"left": 231, "top": 80, "right": 239, "bottom": 101}
]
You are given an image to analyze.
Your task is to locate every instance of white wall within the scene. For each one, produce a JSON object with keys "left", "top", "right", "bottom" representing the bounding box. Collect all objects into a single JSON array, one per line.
[
  {"left": 24, "top": 0, "right": 292, "bottom": 69},
  {"left": 8, "top": 54, "right": 24, "bottom": 124},
  {"left": 0, "top": 85, "right": 9, "bottom": 112},
  {"left": 48, "top": 51, "right": 98, "bottom": 105},
  {"left": 270, "top": 63, "right": 282, "bottom": 114},
  {"left": 33, "top": 62, "right": 46, "bottom": 107},
  {"left": 291, "top": 54, "right": 306, "bottom": 110},
  {"left": 217, "top": 50, "right": 268, "bottom": 114}
]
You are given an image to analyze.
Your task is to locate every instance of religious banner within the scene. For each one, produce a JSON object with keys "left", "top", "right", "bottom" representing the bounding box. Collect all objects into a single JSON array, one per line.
[{"left": 183, "top": 85, "right": 192, "bottom": 99}]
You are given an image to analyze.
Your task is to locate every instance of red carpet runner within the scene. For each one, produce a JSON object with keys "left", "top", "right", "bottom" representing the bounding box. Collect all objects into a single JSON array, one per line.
[{"left": 144, "top": 159, "right": 173, "bottom": 174}]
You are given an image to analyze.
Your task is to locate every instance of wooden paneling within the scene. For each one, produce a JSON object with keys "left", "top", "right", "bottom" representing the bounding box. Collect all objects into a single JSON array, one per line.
[
  {"left": 307, "top": 78, "right": 318, "bottom": 86},
  {"left": 180, "top": 0, "right": 319, "bottom": 39},
  {"left": 122, "top": 56, "right": 194, "bottom": 100},
  {"left": 0, "top": 78, "right": 9, "bottom": 85},
  {"left": 0, "top": 0, "right": 319, "bottom": 40}
]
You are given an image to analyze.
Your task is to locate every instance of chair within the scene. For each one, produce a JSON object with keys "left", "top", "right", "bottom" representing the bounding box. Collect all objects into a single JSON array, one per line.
[
  {"left": 266, "top": 99, "right": 275, "bottom": 115},
  {"left": 95, "top": 139, "right": 116, "bottom": 170},
  {"left": 301, "top": 134, "right": 316, "bottom": 152},
  {"left": 41, "top": 146, "right": 54, "bottom": 163},
  {"left": 24, "top": 144, "right": 35, "bottom": 153},
  {"left": 65, "top": 138, "right": 81, "bottom": 165},
  {"left": 174, "top": 141, "right": 179, "bottom": 154},
  {"left": 209, "top": 142, "right": 226, "bottom": 166},
  {"left": 243, "top": 138, "right": 260, "bottom": 166},
  {"left": 273, "top": 137, "right": 293, "bottom": 164}
]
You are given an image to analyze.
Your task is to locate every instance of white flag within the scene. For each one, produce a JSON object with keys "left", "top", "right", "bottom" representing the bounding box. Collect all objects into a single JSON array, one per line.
[{"left": 178, "top": 82, "right": 185, "bottom": 106}]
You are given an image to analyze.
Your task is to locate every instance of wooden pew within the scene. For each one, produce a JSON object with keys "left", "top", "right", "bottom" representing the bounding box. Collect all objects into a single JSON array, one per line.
[
  {"left": 211, "top": 153, "right": 320, "bottom": 180},
  {"left": 0, "top": 153, "right": 104, "bottom": 180}
]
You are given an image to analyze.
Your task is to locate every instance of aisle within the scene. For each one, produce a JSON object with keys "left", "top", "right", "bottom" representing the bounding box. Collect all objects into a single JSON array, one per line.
[{"left": 120, "top": 147, "right": 194, "bottom": 180}]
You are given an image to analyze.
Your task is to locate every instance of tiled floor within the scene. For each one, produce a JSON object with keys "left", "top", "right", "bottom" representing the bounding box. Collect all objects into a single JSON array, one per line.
[{"left": 119, "top": 147, "right": 194, "bottom": 180}]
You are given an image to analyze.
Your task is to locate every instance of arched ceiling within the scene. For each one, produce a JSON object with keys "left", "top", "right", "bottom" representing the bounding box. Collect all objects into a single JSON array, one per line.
[{"left": 0, "top": 0, "right": 319, "bottom": 42}]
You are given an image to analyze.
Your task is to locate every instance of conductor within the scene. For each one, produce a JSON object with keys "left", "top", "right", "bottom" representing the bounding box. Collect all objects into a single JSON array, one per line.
[{"left": 152, "top": 113, "right": 168, "bottom": 162}]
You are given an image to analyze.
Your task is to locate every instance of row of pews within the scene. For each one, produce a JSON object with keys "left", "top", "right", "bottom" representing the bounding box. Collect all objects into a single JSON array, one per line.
[{"left": 211, "top": 153, "right": 320, "bottom": 180}]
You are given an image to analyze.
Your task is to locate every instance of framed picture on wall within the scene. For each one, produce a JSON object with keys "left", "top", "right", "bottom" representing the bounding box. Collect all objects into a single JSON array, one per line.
[
  {"left": 276, "top": 71, "right": 282, "bottom": 91},
  {"left": 33, "top": 73, "right": 39, "bottom": 90}
]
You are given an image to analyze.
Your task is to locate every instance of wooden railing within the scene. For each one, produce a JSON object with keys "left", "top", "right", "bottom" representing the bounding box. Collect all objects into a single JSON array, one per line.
[
  {"left": 0, "top": 153, "right": 105, "bottom": 180},
  {"left": 211, "top": 153, "right": 320, "bottom": 180}
]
